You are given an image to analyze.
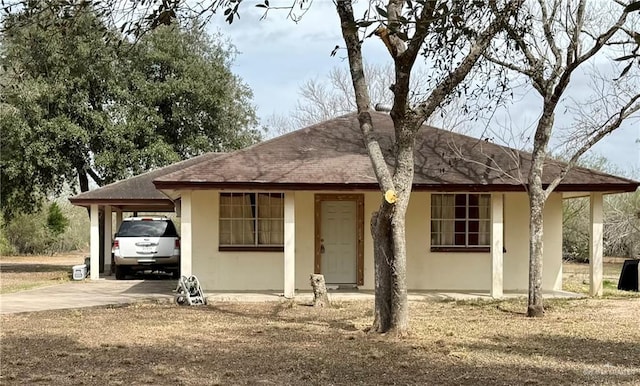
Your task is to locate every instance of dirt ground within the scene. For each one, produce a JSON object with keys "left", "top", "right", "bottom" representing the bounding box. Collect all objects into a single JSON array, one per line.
[
  {"left": 1, "top": 255, "right": 639, "bottom": 385},
  {"left": 1, "top": 298, "right": 639, "bottom": 385},
  {"left": 0, "top": 252, "right": 86, "bottom": 294}
]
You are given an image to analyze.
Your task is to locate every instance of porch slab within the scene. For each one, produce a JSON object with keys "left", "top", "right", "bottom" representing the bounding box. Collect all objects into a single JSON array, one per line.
[{"left": 205, "top": 289, "right": 585, "bottom": 303}]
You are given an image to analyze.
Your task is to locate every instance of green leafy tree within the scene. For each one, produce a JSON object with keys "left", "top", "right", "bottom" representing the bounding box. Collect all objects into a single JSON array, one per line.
[
  {"left": 46, "top": 202, "right": 69, "bottom": 236},
  {"left": 0, "top": 2, "right": 259, "bottom": 218},
  {"left": 1, "top": 3, "right": 120, "bottom": 217},
  {"left": 97, "top": 23, "right": 259, "bottom": 180}
]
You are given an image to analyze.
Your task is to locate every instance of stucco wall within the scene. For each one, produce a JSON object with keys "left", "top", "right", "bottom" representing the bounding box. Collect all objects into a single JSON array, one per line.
[
  {"left": 186, "top": 189, "right": 563, "bottom": 292},
  {"left": 191, "top": 190, "right": 283, "bottom": 291}
]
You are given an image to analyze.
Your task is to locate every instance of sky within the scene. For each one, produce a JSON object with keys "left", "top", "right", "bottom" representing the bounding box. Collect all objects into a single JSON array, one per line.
[{"left": 210, "top": 1, "right": 640, "bottom": 177}]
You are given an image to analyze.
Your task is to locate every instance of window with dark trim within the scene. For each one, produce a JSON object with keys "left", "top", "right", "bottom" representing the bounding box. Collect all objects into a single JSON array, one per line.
[
  {"left": 431, "top": 193, "right": 491, "bottom": 250},
  {"left": 219, "top": 193, "right": 284, "bottom": 249}
]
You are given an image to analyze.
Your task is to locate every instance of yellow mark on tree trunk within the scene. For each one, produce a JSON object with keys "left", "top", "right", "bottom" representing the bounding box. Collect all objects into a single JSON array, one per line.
[{"left": 384, "top": 190, "right": 397, "bottom": 204}]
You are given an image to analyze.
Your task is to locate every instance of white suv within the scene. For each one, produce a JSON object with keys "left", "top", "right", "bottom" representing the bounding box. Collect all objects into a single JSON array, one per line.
[{"left": 113, "top": 217, "right": 180, "bottom": 280}]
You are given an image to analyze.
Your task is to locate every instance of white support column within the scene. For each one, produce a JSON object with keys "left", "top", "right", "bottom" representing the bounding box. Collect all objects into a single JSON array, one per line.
[
  {"left": 589, "top": 192, "right": 604, "bottom": 297},
  {"left": 491, "top": 193, "right": 504, "bottom": 298},
  {"left": 90, "top": 204, "right": 100, "bottom": 280},
  {"left": 103, "top": 205, "right": 112, "bottom": 275},
  {"left": 181, "top": 192, "right": 192, "bottom": 277},
  {"left": 115, "top": 210, "right": 123, "bottom": 231},
  {"left": 284, "top": 192, "right": 295, "bottom": 299}
]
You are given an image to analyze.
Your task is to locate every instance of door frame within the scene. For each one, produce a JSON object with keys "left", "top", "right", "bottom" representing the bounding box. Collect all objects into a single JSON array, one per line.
[{"left": 314, "top": 194, "right": 364, "bottom": 286}]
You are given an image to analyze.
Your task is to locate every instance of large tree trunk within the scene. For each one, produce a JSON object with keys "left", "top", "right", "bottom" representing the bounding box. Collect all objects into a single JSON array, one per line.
[
  {"left": 371, "top": 196, "right": 410, "bottom": 335},
  {"left": 389, "top": 201, "right": 409, "bottom": 333},
  {"left": 371, "top": 205, "right": 393, "bottom": 332},
  {"left": 386, "top": 125, "right": 414, "bottom": 334},
  {"left": 527, "top": 109, "right": 554, "bottom": 318},
  {"left": 527, "top": 186, "right": 545, "bottom": 317},
  {"left": 371, "top": 122, "right": 415, "bottom": 335},
  {"left": 77, "top": 168, "right": 90, "bottom": 193}
]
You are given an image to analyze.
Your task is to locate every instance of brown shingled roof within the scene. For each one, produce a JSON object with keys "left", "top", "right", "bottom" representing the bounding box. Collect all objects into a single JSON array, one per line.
[
  {"left": 153, "top": 112, "right": 638, "bottom": 193},
  {"left": 69, "top": 152, "right": 225, "bottom": 208}
]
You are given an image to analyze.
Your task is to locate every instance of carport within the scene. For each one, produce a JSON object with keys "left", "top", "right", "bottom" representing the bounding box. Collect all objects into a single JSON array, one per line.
[{"left": 69, "top": 153, "right": 224, "bottom": 279}]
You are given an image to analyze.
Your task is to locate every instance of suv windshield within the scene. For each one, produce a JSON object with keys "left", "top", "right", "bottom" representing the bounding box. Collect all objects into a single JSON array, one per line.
[{"left": 117, "top": 220, "right": 179, "bottom": 238}]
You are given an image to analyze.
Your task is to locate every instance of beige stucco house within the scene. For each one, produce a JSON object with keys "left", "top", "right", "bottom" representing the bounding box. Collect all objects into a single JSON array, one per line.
[{"left": 71, "top": 112, "right": 639, "bottom": 298}]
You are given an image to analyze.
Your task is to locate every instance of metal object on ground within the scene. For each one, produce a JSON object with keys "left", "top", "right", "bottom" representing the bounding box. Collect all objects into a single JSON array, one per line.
[{"left": 174, "top": 275, "right": 207, "bottom": 305}]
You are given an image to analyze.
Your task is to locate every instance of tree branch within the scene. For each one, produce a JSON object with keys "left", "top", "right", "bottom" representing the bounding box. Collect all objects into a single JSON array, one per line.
[
  {"left": 538, "top": 0, "right": 563, "bottom": 71},
  {"left": 565, "top": 0, "right": 586, "bottom": 66},
  {"left": 335, "top": 0, "right": 394, "bottom": 192},
  {"left": 544, "top": 93, "right": 640, "bottom": 195},
  {"left": 87, "top": 167, "right": 105, "bottom": 187},
  {"left": 414, "top": 0, "right": 524, "bottom": 123}
]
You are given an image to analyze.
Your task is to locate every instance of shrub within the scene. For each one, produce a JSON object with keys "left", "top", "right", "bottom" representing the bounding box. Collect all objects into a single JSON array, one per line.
[
  {"left": 47, "top": 202, "right": 69, "bottom": 236},
  {"left": 4, "top": 208, "right": 53, "bottom": 254},
  {"left": 3, "top": 200, "right": 89, "bottom": 255},
  {"left": 0, "top": 212, "right": 14, "bottom": 255}
]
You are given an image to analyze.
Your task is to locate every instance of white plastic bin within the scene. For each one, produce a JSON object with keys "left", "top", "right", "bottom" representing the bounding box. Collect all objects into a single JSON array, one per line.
[{"left": 72, "top": 264, "right": 87, "bottom": 280}]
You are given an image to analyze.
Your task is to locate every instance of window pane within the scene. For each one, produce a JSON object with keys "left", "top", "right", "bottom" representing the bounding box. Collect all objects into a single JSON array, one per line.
[
  {"left": 219, "top": 220, "right": 232, "bottom": 245},
  {"left": 432, "top": 203, "right": 441, "bottom": 219},
  {"left": 479, "top": 220, "right": 491, "bottom": 245},
  {"left": 479, "top": 195, "right": 491, "bottom": 219},
  {"left": 220, "top": 192, "right": 284, "bottom": 247},
  {"left": 430, "top": 193, "right": 492, "bottom": 248}
]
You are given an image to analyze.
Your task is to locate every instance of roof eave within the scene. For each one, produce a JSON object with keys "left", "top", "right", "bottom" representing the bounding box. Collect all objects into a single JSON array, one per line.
[
  {"left": 68, "top": 197, "right": 174, "bottom": 206},
  {"left": 152, "top": 181, "right": 639, "bottom": 193}
]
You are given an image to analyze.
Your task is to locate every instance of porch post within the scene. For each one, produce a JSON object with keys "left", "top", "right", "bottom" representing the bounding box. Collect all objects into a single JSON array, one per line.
[
  {"left": 90, "top": 204, "right": 100, "bottom": 280},
  {"left": 181, "top": 191, "right": 192, "bottom": 277},
  {"left": 284, "top": 192, "right": 295, "bottom": 299},
  {"left": 115, "top": 210, "right": 123, "bottom": 231},
  {"left": 103, "top": 205, "right": 112, "bottom": 275},
  {"left": 491, "top": 193, "right": 504, "bottom": 298},
  {"left": 589, "top": 192, "right": 604, "bottom": 297}
]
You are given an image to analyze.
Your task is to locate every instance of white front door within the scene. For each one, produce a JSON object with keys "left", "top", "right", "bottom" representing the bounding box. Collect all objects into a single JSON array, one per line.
[{"left": 321, "top": 200, "right": 357, "bottom": 284}]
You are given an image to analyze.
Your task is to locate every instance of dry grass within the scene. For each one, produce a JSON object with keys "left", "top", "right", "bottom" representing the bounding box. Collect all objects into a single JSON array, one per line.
[
  {"left": 0, "top": 253, "right": 85, "bottom": 294},
  {"left": 563, "top": 261, "right": 640, "bottom": 298},
  {"left": 1, "top": 298, "right": 639, "bottom": 385},
  {"left": 1, "top": 256, "right": 639, "bottom": 384}
]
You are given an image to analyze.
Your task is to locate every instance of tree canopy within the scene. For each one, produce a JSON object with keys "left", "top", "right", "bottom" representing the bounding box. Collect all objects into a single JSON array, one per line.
[{"left": 0, "top": 2, "right": 259, "bottom": 219}]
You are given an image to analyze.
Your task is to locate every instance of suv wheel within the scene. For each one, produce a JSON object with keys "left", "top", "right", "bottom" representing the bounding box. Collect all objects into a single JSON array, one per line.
[{"left": 115, "top": 265, "right": 127, "bottom": 280}]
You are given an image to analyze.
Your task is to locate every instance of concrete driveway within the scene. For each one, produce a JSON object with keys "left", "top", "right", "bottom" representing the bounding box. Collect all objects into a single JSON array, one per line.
[{"left": 0, "top": 279, "right": 176, "bottom": 314}]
